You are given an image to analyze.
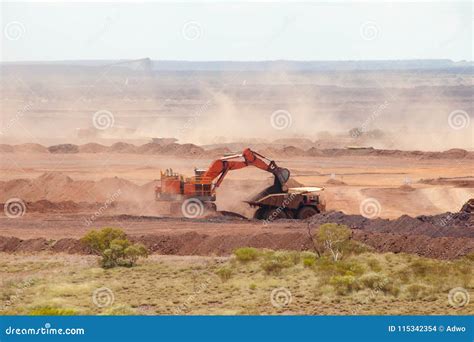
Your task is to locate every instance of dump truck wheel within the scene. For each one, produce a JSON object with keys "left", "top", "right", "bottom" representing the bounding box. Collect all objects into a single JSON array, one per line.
[
  {"left": 253, "top": 207, "right": 267, "bottom": 219},
  {"left": 263, "top": 208, "right": 289, "bottom": 221},
  {"left": 296, "top": 206, "right": 318, "bottom": 219}
]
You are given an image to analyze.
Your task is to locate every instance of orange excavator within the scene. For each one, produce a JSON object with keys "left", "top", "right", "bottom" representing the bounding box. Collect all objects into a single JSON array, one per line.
[{"left": 155, "top": 148, "right": 325, "bottom": 219}]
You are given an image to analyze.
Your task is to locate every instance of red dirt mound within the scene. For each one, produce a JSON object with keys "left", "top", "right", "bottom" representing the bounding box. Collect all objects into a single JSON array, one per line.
[
  {"left": 48, "top": 144, "right": 79, "bottom": 153},
  {"left": 78, "top": 143, "right": 109, "bottom": 153},
  {"left": 1, "top": 141, "right": 473, "bottom": 159},
  {"left": 326, "top": 178, "right": 347, "bottom": 185},
  {"left": 419, "top": 177, "right": 474, "bottom": 188},
  {"left": 0, "top": 172, "right": 140, "bottom": 202},
  {"left": 306, "top": 211, "right": 473, "bottom": 238},
  {"left": 13, "top": 143, "right": 48, "bottom": 153},
  {"left": 0, "top": 230, "right": 471, "bottom": 259}
]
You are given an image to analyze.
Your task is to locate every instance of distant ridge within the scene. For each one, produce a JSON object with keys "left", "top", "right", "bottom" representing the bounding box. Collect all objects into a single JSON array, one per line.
[{"left": 1, "top": 59, "right": 472, "bottom": 72}]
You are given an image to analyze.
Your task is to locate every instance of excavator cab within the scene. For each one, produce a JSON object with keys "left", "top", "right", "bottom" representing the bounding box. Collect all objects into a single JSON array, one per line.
[{"left": 156, "top": 168, "right": 215, "bottom": 202}]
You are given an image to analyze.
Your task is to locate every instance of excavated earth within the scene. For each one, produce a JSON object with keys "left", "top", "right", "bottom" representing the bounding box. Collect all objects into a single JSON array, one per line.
[
  {"left": 1, "top": 142, "right": 473, "bottom": 160},
  {"left": 0, "top": 201, "right": 472, "bottom": 259}
]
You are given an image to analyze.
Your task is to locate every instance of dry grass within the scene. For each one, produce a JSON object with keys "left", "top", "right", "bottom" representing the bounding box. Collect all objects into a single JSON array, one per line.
[{"left": 0, "top": 251, "right": 472, "bottom": 315}]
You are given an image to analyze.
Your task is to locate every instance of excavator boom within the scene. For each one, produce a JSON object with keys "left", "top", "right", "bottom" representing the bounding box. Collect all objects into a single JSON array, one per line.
[{"left": 202, "top": 148, "right": 289, "bottom": 188}]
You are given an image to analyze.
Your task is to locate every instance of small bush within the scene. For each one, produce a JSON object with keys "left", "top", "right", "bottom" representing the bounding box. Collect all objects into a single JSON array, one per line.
[
  {"left": 344, "top": 241, "right": 374, "bottom": 255},
  {"left": 316, "top": 257, "right": 365, "bottom": 278},
  {"left": 359, "top": 272, "right": 388, "bottom": 290},
  {"left": 301, "top": 251, "right": 317, "bottom": 267},
  {"left": 249, "top": 283, "right": 257, "bottom": 290},
  {"left": 409, "top": 259, "right": 434, "bottom": 277},
  {"left": 404, "top": 283, "right": 434, "bottom": 300},
  {"left": 234, "top": 247, "right": 259, "bottom": 262},
  {"left": 260, "top": 252, "right": 294, "bottom": 275},
  {"left": 357, "top": 272, "right": 399, "bottom": 296},
  {"left": 329, "top": 275, "right": 357, "bottom": 295},
  {"left": 286, "top": 251, "right": 301, "bottom": 265},
  {"left": 81, "top": 227, "right": 148, "bottom": 268},
  {"left": 366, "top": 258, "right": 382, "bottom": 272},
  {"left": 215, "top": 267, "right": 232, "bottom": 282},
  {"left": 303, "top": 256, "right": 316, "bottom": 268},
  {"left": 29, "top": 306, "right": 77, "bottom": 316}
]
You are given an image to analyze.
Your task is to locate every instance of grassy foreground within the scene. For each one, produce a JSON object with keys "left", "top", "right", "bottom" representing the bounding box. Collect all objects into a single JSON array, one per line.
[{"left": 0, "top": 250, "right": 472, "bottom": 315}]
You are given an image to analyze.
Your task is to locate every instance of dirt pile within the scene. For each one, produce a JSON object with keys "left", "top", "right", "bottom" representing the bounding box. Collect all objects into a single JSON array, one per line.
[
  {"left": 1, "top": 142, "right": 473, "bottom": 160},
  {"left": 0, "top": 229, "right": 471, "bottom": 259},
  {"left": 0, "top": 236, "right": 90, "bottom": 254},
  {"left": 398, "top": 184, "right": 415, "bottom": 191},
  {"left": 14, "top": 143, "right": 49, "bottom": 153},
  {"left": 326, "top": 178, "right": 347, "bottom": 185},
  {"left": 0, "top": 172, "right": 147, "bottom": 202},
  {"left": 78, "top": 143, "right": 109, "bottom": 153},
  {"left": 419, "top": 177, "right": 474, "bottom": 188},
  {"left": 0, "top": 144, "right": 48, "bottom": 153},
  {"left": 48, "top": 144, "right": 79, "bottom": 153},
  {"left": 306, "top": 211, "right": 473, "bottom": 238},
  {"left": 1, "top": 200, "right": 100, "bottom": 213},
  {"left": 0, "top": 144, "right": 14, "bottom": 153}
]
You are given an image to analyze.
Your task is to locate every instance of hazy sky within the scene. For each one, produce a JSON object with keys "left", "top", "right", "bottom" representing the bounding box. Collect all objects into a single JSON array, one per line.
[{"left": 1, "top": 1, "right": 472, "bottom": 62}]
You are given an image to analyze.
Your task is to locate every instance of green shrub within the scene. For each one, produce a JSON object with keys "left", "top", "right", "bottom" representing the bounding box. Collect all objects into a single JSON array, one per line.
[
  {"left": 249, "top": 283, "right": 257, "bottom": 290},
  {"left": 81, "top": 227, "right": 148, "bottom": 268},
  {"left": 357, "top": 272, "right": 399, "bottom": 296},
  {"left": 359, "top": 272, "right": 388, "bottom": 290},
  {"left": 289, "top": 251, "right": 302, "bottom": 265},
  {"left": 81, "top": 227, "right": 126, "bottom": 253},
  {"left": 316, "top": 257, "right": 365, "bottom": 277},
  {"left": 303, "top": 256, "right": 316, "bottom": 268},
  {"left": 29, "top": 306, "right": 77, "bottom": 316},
  {"left": 215, "top": 267, "right": 232, "bottom": 282},
  {"left": 316, "top": 223, "right": 352, "bottom": 261},
  {"left": 329, "top": 275, "right": 357, "bottom": 295},
  {"left": 234, "top": 247, "right": 259, "bottom": 262},
  {"left": 301, "top": 251, "right": 317, "bottom": 267},
  {"left": 260, "top": 252, "right": 294, "bottom": 275},
  {"left": 366, "top": 258, "right": 382, "bottom": 272}
]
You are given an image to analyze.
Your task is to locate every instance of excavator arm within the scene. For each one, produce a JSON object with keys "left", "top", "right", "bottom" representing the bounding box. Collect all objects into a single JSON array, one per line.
[{"left": 202, "top": 148, "right": 290, "bottom": 188}]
